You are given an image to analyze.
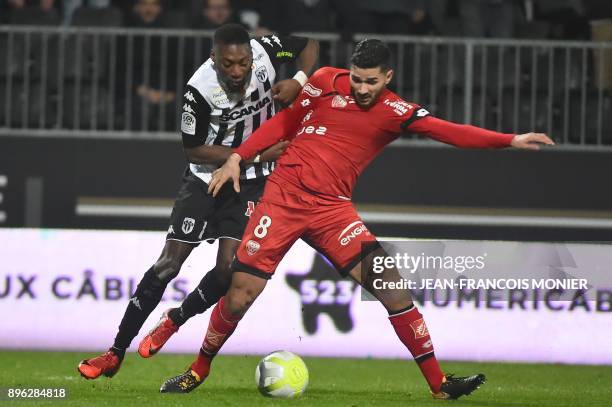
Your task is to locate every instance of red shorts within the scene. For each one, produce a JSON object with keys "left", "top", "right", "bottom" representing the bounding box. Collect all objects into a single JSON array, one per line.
[{"left": 234, "top": 178, "right": 379, "bottom": 279}]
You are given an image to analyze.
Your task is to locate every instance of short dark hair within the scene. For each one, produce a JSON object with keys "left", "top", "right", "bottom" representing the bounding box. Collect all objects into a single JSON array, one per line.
[
  {"left": 350, "top": 39, "right": 391, "bottom": 71},
  {"left": 213, "top": 23, "right": 250, "bottom": 47}
]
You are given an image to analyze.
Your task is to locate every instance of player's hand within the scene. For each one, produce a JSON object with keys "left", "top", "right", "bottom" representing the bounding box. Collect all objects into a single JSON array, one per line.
[
  {"left": 260, "top": 140, "right": 290, "bottom": 162},
  {"left": 208, "top": 153, "right": 242, "bottom": 197},
  {"left": 272, "top": 79, "right": 302, "bottom": 105},
  {"left": 511, "top": 133, "right": 555, "bottom": 150}
]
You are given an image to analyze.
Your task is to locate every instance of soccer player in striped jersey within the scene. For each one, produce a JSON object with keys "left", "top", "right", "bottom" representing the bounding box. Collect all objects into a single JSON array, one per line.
[{"left": 77, "top": 23, "right": 318, "bottom": 380}]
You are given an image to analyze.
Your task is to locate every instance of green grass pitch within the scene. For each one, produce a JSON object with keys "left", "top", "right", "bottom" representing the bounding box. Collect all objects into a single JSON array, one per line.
[{"left": 0, "top": 351, "right": 610, "bottom": 406}]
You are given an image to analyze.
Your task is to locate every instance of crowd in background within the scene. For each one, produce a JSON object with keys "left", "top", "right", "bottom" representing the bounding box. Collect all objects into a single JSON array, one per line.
[
  {"left": 1, "top": 1, "right": 611, "bottom": 137},
  {"left": 1, "top": 0, "right": 612, "bottom": 41}
]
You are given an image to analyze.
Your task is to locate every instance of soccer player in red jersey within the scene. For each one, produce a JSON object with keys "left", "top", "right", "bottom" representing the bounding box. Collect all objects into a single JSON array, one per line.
[{"left": 159, "top": 39, "right": 554, "bottom": 398}]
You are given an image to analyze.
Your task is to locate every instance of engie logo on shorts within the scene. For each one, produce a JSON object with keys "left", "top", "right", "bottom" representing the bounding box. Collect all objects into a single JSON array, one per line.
[{"left": 338, "top": 221, "right": 370, "bottom": 246}]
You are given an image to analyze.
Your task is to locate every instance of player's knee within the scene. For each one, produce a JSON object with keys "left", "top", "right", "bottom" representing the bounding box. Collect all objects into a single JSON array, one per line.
[
  {"left": 153, "top": 256, "right": 183, "bottom": 283},
  {"left": 375, "top": 284, "right": 413, "bottom": 312},
  {"left": 226, "top": 285, "right": 258, "bottom": 316}
]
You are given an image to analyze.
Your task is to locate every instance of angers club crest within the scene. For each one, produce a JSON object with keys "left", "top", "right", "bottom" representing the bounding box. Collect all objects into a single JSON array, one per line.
[
  {"left": 286, "top": 254, "right": 358, "bottom": 335},
  {"left": 182, "top": 217, "right": 195, "bottom": 234},
  {"left": 255, "top": 66, "right": 268, "bottom": 83}
]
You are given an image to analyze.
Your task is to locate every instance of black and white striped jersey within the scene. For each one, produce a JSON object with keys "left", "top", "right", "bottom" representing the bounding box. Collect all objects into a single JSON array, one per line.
[{"left": 180, "top": 35, "right": 307, "bottom": 184}]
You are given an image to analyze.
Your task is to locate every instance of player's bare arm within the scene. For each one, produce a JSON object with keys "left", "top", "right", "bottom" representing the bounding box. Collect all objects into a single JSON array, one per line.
[
  {"left": 184, "top": 140, "right": 289, "bottom": 166},
  {"left": 510, "top": 132, "right": 555, "bottom": 150},
  {"left": 183, "top": 144, "right": 238, "bottom": 165},
  {"left": 406, "top": 115, "right": 555, "bottom": 150},
  {"left": 272, "top": 39, "right": 319, "bottom": 105}
]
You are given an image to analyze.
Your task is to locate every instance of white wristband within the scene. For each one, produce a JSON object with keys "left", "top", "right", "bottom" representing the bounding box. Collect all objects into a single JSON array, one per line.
[
  {"left": 253, "top": 154, "right": 262, "bottom": 163},
  {"left": 292, "top": 70, "right": 308, "bottom": 87}
]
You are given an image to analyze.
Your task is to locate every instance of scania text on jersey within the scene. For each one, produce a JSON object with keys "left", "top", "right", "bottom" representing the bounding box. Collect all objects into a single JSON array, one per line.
[{"left": 219, "top": 96, "right": 272, "bottom": 121}]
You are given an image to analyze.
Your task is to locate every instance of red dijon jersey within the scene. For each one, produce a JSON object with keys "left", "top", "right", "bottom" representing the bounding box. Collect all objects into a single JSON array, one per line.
[{"left": 234, "top": 67, "right": 515, "bottom": 200}]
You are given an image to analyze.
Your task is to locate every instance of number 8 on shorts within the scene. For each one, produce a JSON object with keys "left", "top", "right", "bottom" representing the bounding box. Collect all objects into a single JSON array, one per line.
[{"left": 254, "top": 215, "right": 272, "bottom": 238}]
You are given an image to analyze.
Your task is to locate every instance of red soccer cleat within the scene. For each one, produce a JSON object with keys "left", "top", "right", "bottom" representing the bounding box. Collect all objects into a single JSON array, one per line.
[
  {"left": 138, "top": 308, "right": 179, "bottom": 358},
  {"left": 78, "top": 350, "right": 122, "bottom": 379}
]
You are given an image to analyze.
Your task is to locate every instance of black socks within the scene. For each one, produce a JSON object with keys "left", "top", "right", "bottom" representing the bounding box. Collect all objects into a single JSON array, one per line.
[
  {"left": 169, "top": 268, "right": 230, "bottom": 326},
  {"left": 112, "top": 266, "right": 168, "bottom": 351}
]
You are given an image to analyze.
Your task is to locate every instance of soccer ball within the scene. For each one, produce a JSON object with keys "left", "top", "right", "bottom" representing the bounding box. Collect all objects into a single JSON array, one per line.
[{"left": 254, "top": 350, "right": 309, "bottom": 398}]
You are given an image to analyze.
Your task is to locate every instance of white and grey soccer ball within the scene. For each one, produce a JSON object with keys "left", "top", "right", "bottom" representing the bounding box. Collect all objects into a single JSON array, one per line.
[{"left": 255, "top": 350, "right": 309, "bottom": 398}]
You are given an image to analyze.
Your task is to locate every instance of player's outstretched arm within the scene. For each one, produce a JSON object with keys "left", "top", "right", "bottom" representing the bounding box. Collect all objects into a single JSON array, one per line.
[
  {"left": 510, "top": 132, "right": 555, "bottom": 150},
  {"left": 408, "top": 116, "right": 554, "bottom": 150}
]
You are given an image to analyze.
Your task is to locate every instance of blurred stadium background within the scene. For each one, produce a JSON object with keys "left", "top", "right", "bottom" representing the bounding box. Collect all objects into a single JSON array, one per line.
[{"left": 1, "top": 0, "right": 611, "bottom": 405}]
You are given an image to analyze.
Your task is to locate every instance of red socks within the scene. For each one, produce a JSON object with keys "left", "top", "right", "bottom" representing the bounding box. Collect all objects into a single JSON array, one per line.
[
  {"left": 190, "top": 296, "right": 242, "bottom": 378},
  {"left": 389, "top": 305, "right": 445, "bottom": 393},
  {"left": 191, "top": 298, "right": 444, "bottom": 393}
]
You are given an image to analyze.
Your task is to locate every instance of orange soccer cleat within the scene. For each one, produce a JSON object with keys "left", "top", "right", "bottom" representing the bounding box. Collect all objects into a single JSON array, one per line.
[
  {"left": 138, "top": 308, "right": 179, "bottom": 358},
  {"left": 78, "top": 350, "right": 122, "bottom": 380}
]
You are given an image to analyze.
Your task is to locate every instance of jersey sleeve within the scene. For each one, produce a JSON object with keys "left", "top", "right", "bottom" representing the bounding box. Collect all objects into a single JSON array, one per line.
[
  {"left": 383, "top": 97, "right": 515, "bottom": 148},
  {"left": 407, "top": 116, "right": 515, "bottom": 148},
  {"left": 180, "top": 85, "right": 211, "bottom": 149},
  {"left": 233, "top": 67, "right": 329, "bottom": 160},
  {"left": 379, "top": 98, "right": 432, "bottom": 134},
  {"left": 254, "top": 34, "right": 308, "bottom": 70}
]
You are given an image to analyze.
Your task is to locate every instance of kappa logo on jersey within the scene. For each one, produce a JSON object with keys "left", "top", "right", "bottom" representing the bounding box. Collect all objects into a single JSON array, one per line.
[
  {"left": 181, "top": 217, "right": 195, "bottom": 234},
  {"left": 260, "top": 36, "right": 272, "bottom": 46},
  {"left": 181, "top": 112, "right": 196, "bottom": 135},
  {"left": 301, "top": 98, "right": 311, "bottom": 107},
  {"left": 332, "top": 95, "right": 347, "bottom": 109},
  {"left": 255, "top": 66, "right": 268, "bottom": 82},
  {"left": 271, "top": 35, "right": 282, "bottom": 47},
  {"left": 301, "top": 110, "right": 313, "bottom": 123},
  {"left": 220, "top": 96, "right": 271, "bottom": 121},
  {"left": 416, "top": 108, "right": 430, "bottom": 117},
  {"left": 183, "top": 103, "right": 194, "bottom": 113},
  {"left": 168, "top": 225, "right": 175, "bottom": 235},
  {"left": 338, "top": 221, "right": 370, "bottom": 246},
  {"left": 246, "top": 239, "right": 260, "bottom": 256},
  {"left": 303, "top": 83, "right": 322, "bottom": 97},
  {"left": 409, "top": 318, "right": 430, "bottom": 339},
  {"left": 245, "top": 201, "right": 256, "bottom": 217},
  {"left": 184, "top": 91, "right": 197, "bottom": 103}
]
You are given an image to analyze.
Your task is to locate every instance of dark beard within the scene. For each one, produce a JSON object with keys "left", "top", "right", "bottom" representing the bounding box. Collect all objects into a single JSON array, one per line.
[{"left": 216, "top": 69, "right": 252, "bottom": 96}]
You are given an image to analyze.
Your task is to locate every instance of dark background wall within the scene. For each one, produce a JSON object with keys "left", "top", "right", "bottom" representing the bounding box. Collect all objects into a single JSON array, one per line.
[{"left": 1, "top": 135, "right": 611, "bottom": 240}]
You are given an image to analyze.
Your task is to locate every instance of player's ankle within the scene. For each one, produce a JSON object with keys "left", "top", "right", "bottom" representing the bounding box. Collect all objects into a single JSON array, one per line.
[
  {"left": 190, "top": 351, "right": 214, "bottom": 379},
  {"left": 109, "top": 346, "right": 126, "bottom": 361},
  {"left": 168, "top": 308, "right": 186, "bottom": 327}
]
